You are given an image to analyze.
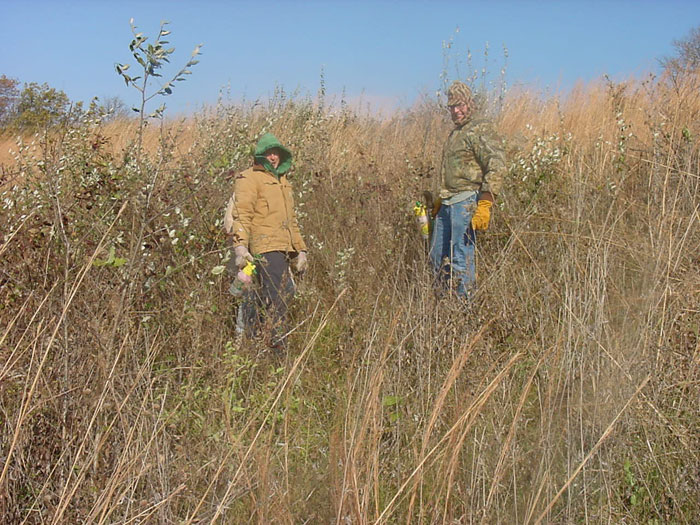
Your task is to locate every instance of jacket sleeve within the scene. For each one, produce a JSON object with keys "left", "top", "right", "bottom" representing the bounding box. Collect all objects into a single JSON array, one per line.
[
  {"left": 230, "top": 172, "right": 257, "bottom": 248},
  {"left": 223, "top": 192, "right": 236, "bottom": 235},
  {"left": 291, "top": 210, "right": 307, "bottom": 252},
  {"left": 471, "top": 122, "right": 506, "bottom": 196},
  {"left": 288, "top": 185, "right": 307, "bottom": 252}
]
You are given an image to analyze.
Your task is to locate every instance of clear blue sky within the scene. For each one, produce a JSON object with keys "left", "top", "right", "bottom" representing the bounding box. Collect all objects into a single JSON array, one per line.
[{"left": 3, "top": 0, "right": 699, "bottom": 115}]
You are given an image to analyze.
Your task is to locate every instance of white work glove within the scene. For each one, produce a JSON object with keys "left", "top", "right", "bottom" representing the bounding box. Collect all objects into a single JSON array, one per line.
[
  {"left": 234, "top": 245, "right": 253, "bottom": 269},
  {"left": 292, "top": 251, "right": 308, "bottom": 274}
]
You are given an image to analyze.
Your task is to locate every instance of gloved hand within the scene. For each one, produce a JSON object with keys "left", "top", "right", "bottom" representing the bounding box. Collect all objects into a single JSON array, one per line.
[
  {"left": 292, "top": 251, "right": 308, "bottom": 273},
  {"left": 234, "top": 245, "right": 253, "bottom": 269},
  {"left": 471, "top": 199, "right": 493, "bottom": 231}
]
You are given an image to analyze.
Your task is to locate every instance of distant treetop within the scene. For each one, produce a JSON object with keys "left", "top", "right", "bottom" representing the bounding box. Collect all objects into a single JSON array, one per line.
[{"left": 661, "top": 25, "right": 700, "bottom": 75}]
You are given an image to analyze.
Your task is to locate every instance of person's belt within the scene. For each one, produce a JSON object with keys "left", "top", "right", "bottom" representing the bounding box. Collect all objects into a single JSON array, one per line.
[{"left": 441, "top": 189, "right": 477, "bottom": 206}]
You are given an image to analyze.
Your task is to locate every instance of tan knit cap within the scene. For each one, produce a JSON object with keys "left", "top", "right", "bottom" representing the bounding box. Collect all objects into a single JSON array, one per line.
[{"left": 447, "top": 81, "right": 473, "bottom": 107}]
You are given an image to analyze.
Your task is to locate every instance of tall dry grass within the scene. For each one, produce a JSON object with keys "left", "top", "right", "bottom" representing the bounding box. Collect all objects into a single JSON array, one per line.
[{"left": 0, "top": 72, "right": 698, "bottom": 524}]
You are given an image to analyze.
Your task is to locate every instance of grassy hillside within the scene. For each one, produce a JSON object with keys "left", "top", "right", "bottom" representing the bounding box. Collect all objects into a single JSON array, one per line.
[{"left": 0, "top": 73, "right": 698, "bottom": 523}]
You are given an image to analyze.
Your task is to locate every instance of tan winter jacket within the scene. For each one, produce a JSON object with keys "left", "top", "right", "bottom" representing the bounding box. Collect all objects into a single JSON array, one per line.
[{"left": 225, "top": 165, "right": 306, "bottom": 255}]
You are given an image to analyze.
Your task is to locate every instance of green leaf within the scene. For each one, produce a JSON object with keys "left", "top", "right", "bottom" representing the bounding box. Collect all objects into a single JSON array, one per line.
[
  {"left": 93, "top": 246, "right": 127, "bottom": 268},
  {"left": 382, "top": 395, "right": 401, "bottom": 407}
]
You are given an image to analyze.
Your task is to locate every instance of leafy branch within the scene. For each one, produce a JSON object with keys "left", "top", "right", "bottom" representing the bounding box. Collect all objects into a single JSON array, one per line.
[{"left": 115, "top": 18, "right": 202, "bottom": 147}]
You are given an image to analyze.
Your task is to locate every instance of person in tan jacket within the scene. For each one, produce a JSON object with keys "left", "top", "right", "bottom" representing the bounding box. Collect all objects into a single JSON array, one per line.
[{"left": 225, "top": 132, "right": 307, "bottom": 352}]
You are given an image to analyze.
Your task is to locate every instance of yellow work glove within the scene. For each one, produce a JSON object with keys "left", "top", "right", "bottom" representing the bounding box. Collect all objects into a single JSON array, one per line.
[{"left": 471, "top": 200, "right": 493, "bottom": 231}]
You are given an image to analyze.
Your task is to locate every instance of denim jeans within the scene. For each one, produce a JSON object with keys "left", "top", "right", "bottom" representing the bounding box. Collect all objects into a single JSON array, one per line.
[{"left": 429, "top": 193, "right": 477, "bottom": 298}]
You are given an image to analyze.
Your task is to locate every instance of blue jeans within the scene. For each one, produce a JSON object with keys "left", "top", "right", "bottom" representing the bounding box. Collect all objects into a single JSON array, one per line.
[{"left": 429, "top": 194, "right": 477, "bottom": 298}]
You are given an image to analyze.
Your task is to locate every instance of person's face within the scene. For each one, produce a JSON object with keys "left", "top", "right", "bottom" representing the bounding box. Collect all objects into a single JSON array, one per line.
[
  {"left": 264, "top": 147, "right": 282, "bottom": 169},
  {"left": 448, "top": 102, "right": 471, "bottom": 124}
]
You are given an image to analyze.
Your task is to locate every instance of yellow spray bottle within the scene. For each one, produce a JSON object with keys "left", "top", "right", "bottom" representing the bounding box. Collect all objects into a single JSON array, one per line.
[
  {"left": 230, "top": 260, "right": 256, "bottom": 296},
  {"left": 413, "top": 201, "right": 429, "bottom": 240}
]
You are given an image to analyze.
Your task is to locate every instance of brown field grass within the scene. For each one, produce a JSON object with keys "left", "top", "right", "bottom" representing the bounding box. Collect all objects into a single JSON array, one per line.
[{"left": 0, "top": 72, "right": 698, "bottom": 523}]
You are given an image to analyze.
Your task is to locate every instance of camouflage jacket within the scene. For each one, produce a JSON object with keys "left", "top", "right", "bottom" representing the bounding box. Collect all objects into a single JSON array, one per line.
[{"left": 438, "top": 116, "right": 506, "bottom": 199}]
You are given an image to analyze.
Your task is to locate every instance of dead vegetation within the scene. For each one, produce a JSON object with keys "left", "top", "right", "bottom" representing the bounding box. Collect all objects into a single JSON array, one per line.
[{"left": 0, "top": 71, "right": 698, "bottom": 523}]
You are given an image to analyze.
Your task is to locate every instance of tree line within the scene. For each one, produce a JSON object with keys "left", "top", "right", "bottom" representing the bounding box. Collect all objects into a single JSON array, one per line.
[{"left": 0, "top": 75, "right": 129, "bottom": 132}]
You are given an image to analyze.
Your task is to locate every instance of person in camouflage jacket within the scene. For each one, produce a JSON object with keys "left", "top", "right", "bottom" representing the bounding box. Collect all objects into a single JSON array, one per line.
[{"left": 430, "top": 80, "right": 506, "bottom": 298}]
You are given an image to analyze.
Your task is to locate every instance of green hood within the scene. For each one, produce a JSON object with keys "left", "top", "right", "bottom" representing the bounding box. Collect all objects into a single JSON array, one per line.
[{"left": 254, "top": 133, "right": 293, "bottom": 176}]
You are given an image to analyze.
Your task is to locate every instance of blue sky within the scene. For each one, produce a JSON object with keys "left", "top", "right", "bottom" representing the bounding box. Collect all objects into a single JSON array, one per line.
[{"left": 3, "top": 0, "right": 699, "bottom": 115}]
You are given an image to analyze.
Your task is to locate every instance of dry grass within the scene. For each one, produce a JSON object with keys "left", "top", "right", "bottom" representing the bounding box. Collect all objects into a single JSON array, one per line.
[{"left": 0, "top": 71, "right": 698, "bottom": 524}]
